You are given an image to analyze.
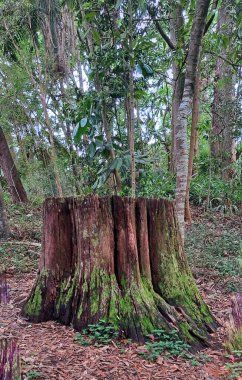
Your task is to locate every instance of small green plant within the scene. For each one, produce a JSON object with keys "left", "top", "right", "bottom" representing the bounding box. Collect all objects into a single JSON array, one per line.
[
  {"left": 74, "top": 333, "right": 92, "bottom": 346},
  {"left": 139, "top": 329, "right": 190, "bottom": 361},
  {"left": 74, "top": 319, "right": 119, "bottom": 346},
  {"left": 225, "top": 328, "right": 242, "bottom": 352},
  {"left": 224, "top": 351, "right": 242, "bottom": 380},
  {"left": 27, "top": 371, "right": 43, "bottom": 379}
]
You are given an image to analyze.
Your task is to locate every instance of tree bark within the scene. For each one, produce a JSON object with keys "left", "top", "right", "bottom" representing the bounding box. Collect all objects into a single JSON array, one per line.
[
  {"left": 211, "top": 0, "right": 236, "bottom": 179},
  {"left": 170, "top": 6, "right": 185, "bottom": 173},
  {"left": 0, "top": 339, "right": 21, "bottom": 379},
  {"left": 0, "top": 127, "right": 28, "bottom": 203},
  {"left": 185, "top": 70, "right": 201, "bottom": 223},
  {"left": 22, "top": 195, "right": 218, "bottom": 346},
  {"left": 124, "top": 0, "right": 136, "bottom": 198},
  {"left": 175, "top": 0, "right": 210, "bottom": 241},
  {"left": 0, "top": 188, "right": 8, "bottom": 240}
]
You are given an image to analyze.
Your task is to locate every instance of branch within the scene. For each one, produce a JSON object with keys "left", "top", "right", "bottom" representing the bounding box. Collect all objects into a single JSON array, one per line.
[
  {"left": 147, "top": 5, "right": 176, "bottom": 51},
  {"left": 205, "top": 50, "right": 240, "bottom": 69},
  {"left": 204, "top": 0, "right": 219, "bottom": 35}
]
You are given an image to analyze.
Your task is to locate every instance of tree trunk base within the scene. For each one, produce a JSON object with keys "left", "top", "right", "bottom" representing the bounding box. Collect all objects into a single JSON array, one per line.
[
  {"left": 0, "top": 339, "right": 21, "bottom": 379},
  {"left": 22, "top": 196, "right": 218, "bottom": 346}
]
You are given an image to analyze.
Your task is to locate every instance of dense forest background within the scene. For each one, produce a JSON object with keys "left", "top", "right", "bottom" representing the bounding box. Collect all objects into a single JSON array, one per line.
[{"left": 0, "top": 0, "right": 241, "bottom": 235}]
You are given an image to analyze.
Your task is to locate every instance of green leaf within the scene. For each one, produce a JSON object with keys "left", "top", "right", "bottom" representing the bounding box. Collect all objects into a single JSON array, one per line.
[
  {"left": 88, "top": 142, "right": 96, "bottom": 158},
  {"left": 109, "top": 158, "right": 123, "bottom": 171},
  {"left": 92, "top": 29, "right": 101, "bottom": 45},
  {"left": 74, "top": 118, "right": 89, "bottom": 144}
]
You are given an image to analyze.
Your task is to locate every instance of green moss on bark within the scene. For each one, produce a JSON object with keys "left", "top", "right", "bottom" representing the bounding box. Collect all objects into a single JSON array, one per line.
[{"left": 23, "top": 283, "right": 42, "bottom": 317}]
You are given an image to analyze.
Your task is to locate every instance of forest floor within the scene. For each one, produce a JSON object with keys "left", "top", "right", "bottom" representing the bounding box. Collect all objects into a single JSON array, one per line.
[{"left": 0, "top": 203, "right": 241, "bottom": 380}]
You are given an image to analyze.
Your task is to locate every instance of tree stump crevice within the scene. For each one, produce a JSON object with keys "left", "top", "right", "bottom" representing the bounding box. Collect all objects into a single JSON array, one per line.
[{"left": 22, "top": 195, "right": 218, "bottom": 346}]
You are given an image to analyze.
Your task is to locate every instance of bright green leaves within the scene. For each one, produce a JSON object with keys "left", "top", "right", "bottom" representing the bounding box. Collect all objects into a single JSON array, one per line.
[{"left": 73, "top": 117, "right": 90, "bottom": 144}]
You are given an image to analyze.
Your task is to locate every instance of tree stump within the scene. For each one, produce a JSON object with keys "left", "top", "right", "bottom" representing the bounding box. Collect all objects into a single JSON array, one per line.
[
  {"left": 22, "top": 196, "right": 218, "bottom": 346},
  {"left": 0, "top": 339, "right": 21, "bottom": 379}
]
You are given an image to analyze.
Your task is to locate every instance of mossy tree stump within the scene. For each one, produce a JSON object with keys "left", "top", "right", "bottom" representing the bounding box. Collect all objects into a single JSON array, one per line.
[{"left": 22, "top": 196, "right": 218, "bottom": 346}]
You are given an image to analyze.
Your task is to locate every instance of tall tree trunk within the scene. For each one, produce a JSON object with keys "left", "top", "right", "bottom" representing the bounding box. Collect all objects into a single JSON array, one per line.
[
  {"left": 125, "top": 0, "right": 136, "bottom": 198},
  {"left": 0, "top": 127, "right": 28, "bottom": 203},
  {"left": 22, "top": 195, "right": 218, "bottom": 346},
  {"left": 175, "top": 0, "right": 210, "bottom": 241},
  {"left": 79, "top": 4, "right": 122, "bottom": 192},
  {"left": 211, "top": 0, "right": 236, "bottom": 179},
  {"left": 170, "top": 6, "right": 185, "bottom": 173},
  {"left": 185, "top": 69, "right": 201, "bottom": 223},
  {"left": 39, "top": 92, "right": 64, "bottom": 197}
]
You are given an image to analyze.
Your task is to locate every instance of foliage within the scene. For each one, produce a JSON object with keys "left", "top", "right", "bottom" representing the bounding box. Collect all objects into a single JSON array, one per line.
[
  {"left": 186, "top": 214, "right": 241, "bottom": 292},
  {"left": 139, "top": 329, "right": 190, "bottom": 361},
  {"left": 75, "top": 319, "right": 119, "bottom": 346},
  {"left": 225, "top": 330, "right": 242, "bottom": 353},
  {"left": 0, "top": 243, "right": 39, "bottom": 273},
  {"left": 0, "top": 0, "right": 240, "bottom": 203},
  {"left": 27, "top": 371, "right": 43, "bottom": 379},
  {"left": 224, "top": 351, "right": 242, "bottom": 380}
]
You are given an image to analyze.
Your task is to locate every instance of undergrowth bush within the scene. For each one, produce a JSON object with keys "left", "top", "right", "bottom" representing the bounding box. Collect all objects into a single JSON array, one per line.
[
  {"left": 139, "top": 329, "right": 190, "bottom": 361},
  {"left": 75, "top": 319, "right": 119, "bottom": 346}
]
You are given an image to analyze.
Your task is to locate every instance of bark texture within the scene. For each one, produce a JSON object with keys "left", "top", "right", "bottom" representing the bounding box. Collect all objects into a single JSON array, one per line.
[
  {"left": 175, "top": 0, "right": 210, "bottom": 240},
  {"left": 0, "top": 190, "right": 8, "bottom": 240},
  {"left": 22, "top": 195, "right": 218, "bottom": 347},
  {"left": 0, "top": 339, "right": 21, "bottom": 379},
  {"left": 170, "top": 6, "right": 185, "bottom": 173},
  {"left": 211, "top": 0, "right": 236, "bottom": 179},
  {"left": 0, "top": 127, "right": 28, "bottom": 203},
  {"left": 185, "top": 71, "right": 201, "bottom": 223}
]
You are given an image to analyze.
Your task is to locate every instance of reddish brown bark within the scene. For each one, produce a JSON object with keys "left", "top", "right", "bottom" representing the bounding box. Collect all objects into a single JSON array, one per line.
[
  {"left": 22, "top": 196, "right": 218, "bottom": 346},
  {"left": 0, "top": 339, "right": 21, "bottom": 379},
  {"left": 0, "top": 127, "right": 28, "bottom": 203}
]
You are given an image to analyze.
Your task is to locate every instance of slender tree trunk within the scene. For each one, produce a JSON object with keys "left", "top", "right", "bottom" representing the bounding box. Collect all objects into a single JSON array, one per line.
[
  {"left": 211, "top": 0, "right": 236, "bottom": 179},
  {"left": 125, "top": 0, "right": 136, "bottom": 198},
  {"left": 0, "top": 187, "right": 8, "bottom": 240},
  {"left": 79, "top": 4, "right": 122, "bottom": 192},
  {"left": 39, "top": 92, "right": 64, "bottom": 197},
  {"left": 185, "top": 69, "right": 201, "bottom": 223},
  {"left": 170, "top": 6, "right": 185, "bottom": 174},
  {"left": 175, "top": 0, "right": 210, "bottom": 241},
  {"left": 0, "top": 127, "right": 28, "bottom": 203}
]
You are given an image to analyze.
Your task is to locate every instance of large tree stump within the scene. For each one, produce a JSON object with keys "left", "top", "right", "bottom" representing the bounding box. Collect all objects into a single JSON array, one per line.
[{"left": 22, "top": 196, "right": 218, "bottom": 346}]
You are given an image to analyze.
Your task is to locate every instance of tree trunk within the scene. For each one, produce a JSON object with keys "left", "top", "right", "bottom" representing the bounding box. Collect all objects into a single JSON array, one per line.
[
  {"left": 22, "top": 195, "right": 217, "bottom": 347},
  {"left": 170, "top": 6, "right": 185, "bottom": 174},
  {"left": 0, "top": 127, "right": 28, "bottom": 203},
  {"left": 0, "top": 271, "right": 9, "bottom": 304},
  {"left": 185, "top": 70, "right": 201, "bottom": 223},
  {"left": 175, "top": 0, "right": 210, "bottom": 241},
  {"left": 0, "top": 339, "right": 21, "bottom": 379},
  {"left": 0, "top": 189, "right": 8, "bottom": 240},
  {"left": 125, "top": 0, "right": 136, "bottom": 198},
  {"left": 211, "top": 0, "right": 236, "bottom": 179},
  {"left": 79, "top": 5, "right": 122, "bottom": 192}
]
